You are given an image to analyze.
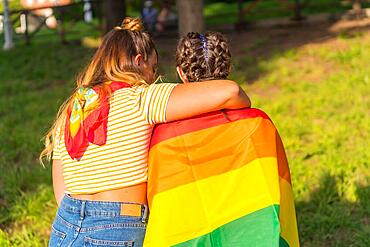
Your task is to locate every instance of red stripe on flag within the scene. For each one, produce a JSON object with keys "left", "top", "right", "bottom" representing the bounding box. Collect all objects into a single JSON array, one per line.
[{"left": 150, "top": 108, "right": 270, "bottom": 148}]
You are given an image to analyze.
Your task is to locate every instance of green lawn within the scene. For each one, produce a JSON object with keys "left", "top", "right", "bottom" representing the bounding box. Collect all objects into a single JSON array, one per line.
[
  {"left": 2, "top": 0, "right": 368, "bottom": 28},
  {"left": 237, "top": 30, "right": 370, "bottom": 247},
  {"left": 204, "top": 0, "right": 369, "bottom": 25},
  {"left": 1, "top": 17, "right": 370, "bottom": 247}
]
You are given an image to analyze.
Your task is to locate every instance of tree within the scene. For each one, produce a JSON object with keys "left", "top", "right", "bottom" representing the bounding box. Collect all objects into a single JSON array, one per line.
[
  {"left": 292, "top": 0, "right": 304, "bottom": 21},
  {"left": 176, "top": 0, "right": 204, "bottom": 37},
  {"left": 102, "top": 0, "right": 126, "bottom": 33},
  {"left": 352, "top": 0, "right": 362, "bottom": 11},
  {"left": 2, "top": 0, "right": 14, "bottom": 50}
]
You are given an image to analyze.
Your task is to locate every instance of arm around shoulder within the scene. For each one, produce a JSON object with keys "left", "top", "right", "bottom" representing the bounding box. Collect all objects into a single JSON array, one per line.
[{"left": 166, "top": 80, "right": 251, "bottom": 122}]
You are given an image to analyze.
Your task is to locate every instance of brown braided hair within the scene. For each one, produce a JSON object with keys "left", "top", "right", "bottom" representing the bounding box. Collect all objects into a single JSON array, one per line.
[{"left": 176, "top": 31, "right": 231, "bottom": 82}]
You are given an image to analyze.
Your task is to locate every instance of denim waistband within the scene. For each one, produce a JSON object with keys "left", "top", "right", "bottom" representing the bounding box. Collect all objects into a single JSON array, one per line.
[{"left": 60, "top": 194, "right": 148, "bottom": 222}]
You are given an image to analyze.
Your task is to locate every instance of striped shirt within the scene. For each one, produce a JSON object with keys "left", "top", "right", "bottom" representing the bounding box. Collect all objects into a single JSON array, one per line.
[{"left": 53, "top": 83, "right": 177, "bottom": 194}]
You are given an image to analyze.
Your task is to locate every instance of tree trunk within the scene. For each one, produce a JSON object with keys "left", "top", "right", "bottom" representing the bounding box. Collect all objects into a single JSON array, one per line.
[
  {"left": 351, "top": 0, "right": 363, "bottom": 19},
  {"left": 102, "top": 0, "right": 126, "bottom": 33},
  {"left": 2, "top": 0, "right": 15, "bottom": 50},
  {"left": 238, "top": 0, "right": 244, "bottom": 24},
  {"left": 292, "top": 0, "right": 304, "bottom": 21},
  {"left": 176, "top": 0, "right": 204, "bottom": 37},
  {"left": 352, "top": 0, "right": 362, "bottom": 12}
]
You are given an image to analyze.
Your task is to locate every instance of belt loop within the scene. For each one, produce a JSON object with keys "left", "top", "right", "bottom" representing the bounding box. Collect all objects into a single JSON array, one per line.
[
  {"left": 80, "top": 201, "right": 86, "bottom": 219},
  {"left": 142, "top": 205, "right": 148, "bottom": 223}
]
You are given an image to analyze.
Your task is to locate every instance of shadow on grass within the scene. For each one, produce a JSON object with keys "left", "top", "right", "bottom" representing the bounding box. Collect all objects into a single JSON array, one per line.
[
  {"left": 296, "top": 173, "right": 370, "bottom": 247},
  {"left": 228, "top": 20, "right": 370, "bottom": 84},
  {"left": 154, "top": 18, "right": 370, "bottom": 84}
]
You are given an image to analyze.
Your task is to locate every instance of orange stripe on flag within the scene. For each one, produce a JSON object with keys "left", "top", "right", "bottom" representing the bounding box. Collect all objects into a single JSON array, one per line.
[{"left": 148, "top": 117, "right": 291, "bottom": 206}]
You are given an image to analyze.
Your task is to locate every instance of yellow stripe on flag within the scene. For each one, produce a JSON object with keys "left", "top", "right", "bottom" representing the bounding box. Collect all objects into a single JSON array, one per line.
[
  {"left": 280, "top": 179, "right": 300, "bottom": 247},
  {"left": 144, "top": 157, "right": 281, "bottom": 247}
]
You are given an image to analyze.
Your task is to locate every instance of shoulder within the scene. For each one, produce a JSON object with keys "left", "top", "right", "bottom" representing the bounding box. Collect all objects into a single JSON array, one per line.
[
  {"left": 110, "top": 85, "right": 145, "bottom": 102},
  {"left": 140, "top": 83, "right": 178, "bottom": 93},
  {"left": 113, "top": 85, "right": 145, "bottom": 95}
]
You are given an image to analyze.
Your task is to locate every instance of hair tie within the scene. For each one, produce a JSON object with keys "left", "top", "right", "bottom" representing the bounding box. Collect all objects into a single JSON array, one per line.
[
  {"left": 114, "top": 26, "right": 124, "bottom": 31},
  {"left": 199, "top": 34, "right": 208, "bottom": 62}
]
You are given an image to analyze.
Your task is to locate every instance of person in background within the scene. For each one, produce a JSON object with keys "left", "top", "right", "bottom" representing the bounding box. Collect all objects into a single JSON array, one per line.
[
  {"left": 142, "top": 0, "right": 158, "bottom": 33},
  {"left": 155, "top": 0, "right": 174, "bottom": 32},
  {"left": 20, "top": 0, "right": 71, "bottom": 29}
]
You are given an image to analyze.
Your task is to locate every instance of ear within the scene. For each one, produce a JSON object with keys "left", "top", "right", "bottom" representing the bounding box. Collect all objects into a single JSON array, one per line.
[
  {"left": 134, "top": 54, "right": 143, "bottom": 66},
  {"left": 176, "top": 66, "right": 189, "bottom": 83}
]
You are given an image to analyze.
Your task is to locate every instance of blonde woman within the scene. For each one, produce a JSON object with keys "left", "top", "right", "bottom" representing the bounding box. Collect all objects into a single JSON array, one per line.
[{"left": 41, "top": 18, "right": 251, "bottom": 247}]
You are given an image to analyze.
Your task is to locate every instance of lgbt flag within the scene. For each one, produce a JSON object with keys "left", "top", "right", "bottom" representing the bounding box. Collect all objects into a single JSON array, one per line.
[{"left": 144, "top": 108, "right": 299, "bottom": 247}]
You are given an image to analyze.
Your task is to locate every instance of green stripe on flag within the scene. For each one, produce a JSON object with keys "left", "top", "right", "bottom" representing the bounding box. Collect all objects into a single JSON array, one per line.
[
  {"left": 174, "top": 205, "right": 281, "bottom": 247},
  {"left": 279, "top": 237, "right": 290, "bottom": 247}
]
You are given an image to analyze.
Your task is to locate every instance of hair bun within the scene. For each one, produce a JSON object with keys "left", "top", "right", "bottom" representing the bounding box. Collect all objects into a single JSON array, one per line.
[{"left": 116, "top": 17, "right": 144, "bottom": 31}]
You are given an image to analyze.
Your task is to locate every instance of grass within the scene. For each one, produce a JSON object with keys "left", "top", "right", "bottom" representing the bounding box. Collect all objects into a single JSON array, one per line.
[
  {"left": 0, "top": 40, "right": 95, "bottom": 245},
  {"left": 204, "top": 0, "right": 370, "bottom": 26},
  {"left": 2, "top": 0, "right": 368, "bottom": 31},
  {"left": 0, "top": 0, "right": 22, "bottom": 13},
  {"left": 1, "top": 17, "right": 370, "bottom": 247},
  {"left": 236, "top": 30, "right": 370, "bottom": 247}
]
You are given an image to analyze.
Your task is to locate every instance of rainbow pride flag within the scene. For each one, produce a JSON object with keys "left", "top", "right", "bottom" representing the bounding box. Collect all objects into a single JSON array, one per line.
[{"left": 144, "top": 108, "right": 299, "bottom": 247}]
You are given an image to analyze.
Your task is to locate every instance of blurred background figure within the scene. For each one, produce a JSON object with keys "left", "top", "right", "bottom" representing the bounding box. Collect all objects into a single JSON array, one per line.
[
  {"left": 83, "top": 0, "right": 93, "bottom": 23},
  {"left": 142, "top": 0, "right": 177, "bottom": 35},
  {"left": 20, "top": 0, "right": 71, "bottom": 31},
  {"left": 0, "top": 14, "right": 3, "bottom": 33},
  {"left": 142, "top": 0, "right": 158, "bottom": 33},
  {"left": 155, "top": 0, "right": 176, "bottom": 33}
]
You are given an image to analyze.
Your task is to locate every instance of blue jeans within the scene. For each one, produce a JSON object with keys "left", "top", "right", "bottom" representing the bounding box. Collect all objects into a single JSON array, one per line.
[{"left": 49, "top": 194, "right": 148, "bottom": 247}]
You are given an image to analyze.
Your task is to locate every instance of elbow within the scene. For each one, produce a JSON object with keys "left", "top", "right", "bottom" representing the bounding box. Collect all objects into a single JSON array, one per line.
[
  {"left": 225, "top": 83, "right": 251, "bottom": 108},
  {"left": 228, "top": 83, "right": 242, "bottom": 99}
]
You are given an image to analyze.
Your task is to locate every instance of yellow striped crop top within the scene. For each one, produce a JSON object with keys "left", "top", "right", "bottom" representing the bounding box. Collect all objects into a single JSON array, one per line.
[{"left": 52, "top": 83, "right": 177, "bottom": 194}]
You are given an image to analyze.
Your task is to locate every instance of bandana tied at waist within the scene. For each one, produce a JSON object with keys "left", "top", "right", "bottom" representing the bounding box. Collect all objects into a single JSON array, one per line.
[{"left": 64, "top": 81, "right": 130, "bottom": 160}]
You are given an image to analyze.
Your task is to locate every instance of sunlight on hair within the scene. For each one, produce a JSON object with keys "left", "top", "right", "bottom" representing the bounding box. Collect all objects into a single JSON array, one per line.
[{"left": 81, "top": 37, "right": 102, "bottom": 49}]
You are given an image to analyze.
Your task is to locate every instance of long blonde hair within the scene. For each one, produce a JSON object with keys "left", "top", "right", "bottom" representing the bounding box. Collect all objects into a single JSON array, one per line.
[{"left": 40, "top": 17, "right": 158, "bottom": 164}]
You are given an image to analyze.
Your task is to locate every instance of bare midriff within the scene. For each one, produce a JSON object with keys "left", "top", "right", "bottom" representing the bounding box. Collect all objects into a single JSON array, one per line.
[{"left": 70, "top": 182, "right": 147, "bottom": 204}]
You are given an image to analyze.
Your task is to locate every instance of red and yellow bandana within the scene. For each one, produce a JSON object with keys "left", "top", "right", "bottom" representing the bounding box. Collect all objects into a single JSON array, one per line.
[{"left": 64, "top": 81, "right": 130, "bottom": 160}]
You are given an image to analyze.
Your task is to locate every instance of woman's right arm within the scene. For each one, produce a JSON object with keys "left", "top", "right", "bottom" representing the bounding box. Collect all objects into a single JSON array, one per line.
[
  {"left": 52, "top": 159, "right": 66, "bottom": 206},
  {"left": 166, "top": 80, "right": 251, "bottom": 122}
]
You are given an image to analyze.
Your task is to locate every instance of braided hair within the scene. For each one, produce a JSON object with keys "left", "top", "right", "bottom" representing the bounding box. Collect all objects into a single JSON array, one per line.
[{"left": 176, "top": 31, "right": 231, "bottom": 82}]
